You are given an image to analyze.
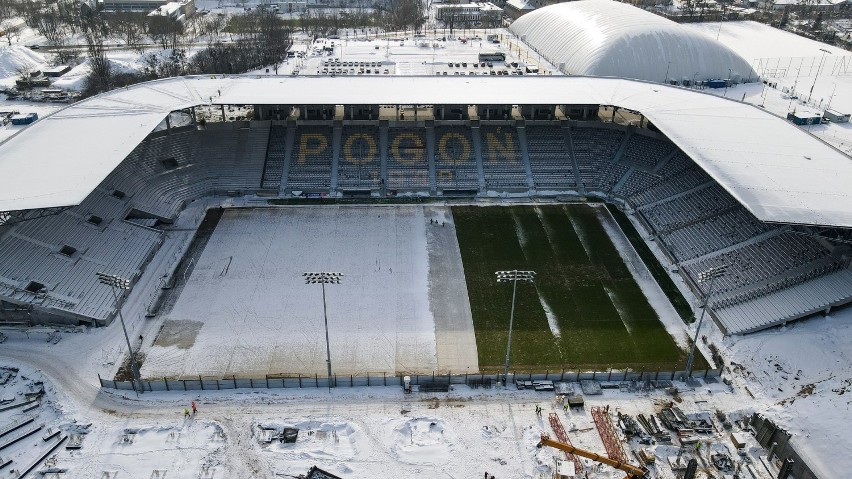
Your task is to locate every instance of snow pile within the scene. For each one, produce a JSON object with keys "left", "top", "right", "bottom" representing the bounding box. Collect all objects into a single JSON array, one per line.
[
  {"left": 386, "top": 416, "right": 456, "bottom": 465},
  {"left": 264, "top": 418, "right": 363, "bottom": 461},
  {"left": 0, "top": 44, "right": 46, "bottom": 78},
  {"left": 52, "top": 57, "right": 144, "bottom": 91}
]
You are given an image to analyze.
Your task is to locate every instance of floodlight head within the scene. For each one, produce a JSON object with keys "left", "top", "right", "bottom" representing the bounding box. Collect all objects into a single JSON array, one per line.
[
  {"left": 303, "top": 271, "right": 344, "bottom": 284},
  {"left": 697, "top": 264, "right": 729, "bottom": 283},
  {"left": 494, "top": 270, "right": 536, "bottom": 283},
  {"left": 96, "top": 272, "right": 132, "bottom": 289}
]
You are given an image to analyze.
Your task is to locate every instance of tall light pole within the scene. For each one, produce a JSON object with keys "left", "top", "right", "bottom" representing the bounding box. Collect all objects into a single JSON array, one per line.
[
  {"left": 809, "top": 48, "right": 832, "bottom": 103},
  {"left": 724, "top": 68, "right": 732, "bottom": 97},
  {"left": 495, "top": 270, "right": 535, "bottom": 388},
  {"left": 96, "top": 272, "right": 141, "bottom": 396},
  {"left": 684, "top": 265, "right": 728, "bottom": 380},
  {"left": 303, "top": 272, "right": 342, "bottom": 391}
]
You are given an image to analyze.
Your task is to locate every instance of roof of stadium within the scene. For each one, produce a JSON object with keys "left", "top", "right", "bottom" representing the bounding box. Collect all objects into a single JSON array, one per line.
[
  {"left": 508, "top": 0, "right": 757, "bottom": 83},
  {"left": 1, "top": 75, "right": 851, "bottom": 228}
]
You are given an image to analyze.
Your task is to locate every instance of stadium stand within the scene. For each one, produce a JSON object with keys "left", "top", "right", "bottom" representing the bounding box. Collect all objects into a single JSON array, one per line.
[
  {"left": 288, "top": 125, "right": 334, "bottom": 191},
  {"left": 0, "top": 122, "right": 270, "bottom": 324},
  {"left": 262, "top": 125, "right": 288, "bottom": 190},
  {"left": 435, "top": 126, "right": 479, "bottom": 190},
  {"left": 569, "top": 127, "right": 625, "bottom": 189},
  {"left": 387, "top": 128, "right": 430, "bottom": 190},
  {"left": 0, "top": 118, "right": 848, "bottom": 334},
  {"left": 338, "top": 125, "right": 382, "bottom": 190},
  {"left": 620, "top": 133, "right": 675, "bottom": 170},
  {"left": 480, "top": 125, "right": 528, "bottom": 190},
  {"left": 525, "top": 125, "right": 576, "bottom": 190}
]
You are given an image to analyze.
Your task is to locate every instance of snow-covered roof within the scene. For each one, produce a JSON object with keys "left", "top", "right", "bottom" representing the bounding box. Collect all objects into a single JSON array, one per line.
[
  {"left": 508, "top": 0, "right": 758, "bottom": 82},
  {"left": 505, "top": 0, "right": 534, "bottom": 10},
  {"left": 1, "top": 75, "right": 851, "bottom": 227}
]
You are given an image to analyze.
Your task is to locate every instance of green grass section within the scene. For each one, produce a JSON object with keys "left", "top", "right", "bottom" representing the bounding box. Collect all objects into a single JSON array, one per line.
[
  {"left": 605, "top": 205, "right": 695, "bottom": 324},
  {"left": 453, "top": 204, "right": 687, "bottom": 371}
]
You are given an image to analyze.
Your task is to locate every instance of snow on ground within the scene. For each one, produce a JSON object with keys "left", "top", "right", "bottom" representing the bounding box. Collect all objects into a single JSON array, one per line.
[
  {"left": 50, "top": 57, "right": 143, "bottom": 91},
  {"left": 0, "top": 45, "right": 46, "bottom": 81},
  {"left": 720, "top": 307, "right": 852, "bottom": 479},
  {"left": 0, "top": 353, "right": 774, "bottom": 479},
  {"left": 142, "top": 206, "right": 444, "bottom": 378},
  {"left": 684, "top": 20, "right": 852, "bottom": 155}
]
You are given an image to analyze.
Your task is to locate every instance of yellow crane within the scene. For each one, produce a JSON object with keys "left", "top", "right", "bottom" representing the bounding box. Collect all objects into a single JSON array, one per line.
[{"left": 537, "top": 434, "right": 649, "bottom": 479}]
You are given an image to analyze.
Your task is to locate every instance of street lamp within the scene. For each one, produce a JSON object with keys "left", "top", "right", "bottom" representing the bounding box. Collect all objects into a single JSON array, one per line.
[
  {"left": 495, "top": 270, "right": 535, "bottom": 388},
  {"left": 664, "top": 61, "right": 671, "bottom": 84},
  {"left": 303, "top": 272, "right": 342, "bottom": 391},
  {"left": 684, "top": 265, "right": 728, "bottom": 380},
  {"left": 96, "top": 272, "right": 141, "bottom": 396}
]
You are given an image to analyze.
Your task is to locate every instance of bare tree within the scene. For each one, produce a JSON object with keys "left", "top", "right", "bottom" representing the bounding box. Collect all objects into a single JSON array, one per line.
[
  {"left": 147, "top": 15, "right": 184, "bottom": 50},
  {"left": 107, "top": 12, "right": 147, "bottom": 53},
  {"left": 35, "top": 10, "right": 69, "bottom": 46},
  {"left": 83, "top": 17, "right": 113, "bottom": 94},
  {"left": 2, "top": 22, "right": 21, "bottom": 46}
]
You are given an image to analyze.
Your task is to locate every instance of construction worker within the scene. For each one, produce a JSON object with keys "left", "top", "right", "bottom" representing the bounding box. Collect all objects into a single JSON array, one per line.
[
  {"left": 191, "top": 401, "right": 197, "bottom": 415},
  {"left": 184, "top": 408, "right": 190, "bottom": 418}
]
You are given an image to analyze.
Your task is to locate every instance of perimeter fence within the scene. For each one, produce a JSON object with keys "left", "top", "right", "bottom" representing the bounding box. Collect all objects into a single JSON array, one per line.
[{"left": 99, "top": 367, "right": 723, "bottom": 392}]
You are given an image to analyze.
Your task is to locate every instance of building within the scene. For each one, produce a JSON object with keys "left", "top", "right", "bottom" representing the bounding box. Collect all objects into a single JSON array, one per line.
[
  {"left": 103, "top": 0, "right": 193, "bottom": 14},
  {"left": 505, "top": 0, "right": 535, "bottom": 19},
  {"left": 42, "top": 66, "right": 72, "bottom": 78},
  {"left": 9, "top": 113, "right": 38, "bottom": 125},
  {"left": 436, "top": 2, "right": 503, "bottom": 24},
  {"left": 509, "top": 0, "right": 758, "bottom": 83},
  {"left": 148, "top": 0, "right": 195, "bottom": 19}
]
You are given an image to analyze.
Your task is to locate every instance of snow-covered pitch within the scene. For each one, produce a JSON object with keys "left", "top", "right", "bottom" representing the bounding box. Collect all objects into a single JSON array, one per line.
[{"left": 141, "top": 205, "right": 479, "bottom": 379}]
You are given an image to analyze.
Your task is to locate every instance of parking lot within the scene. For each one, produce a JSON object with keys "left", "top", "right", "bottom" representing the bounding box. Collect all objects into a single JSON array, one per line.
[{"left": 284, "top": 33, "right": 555, "bottom": 77}]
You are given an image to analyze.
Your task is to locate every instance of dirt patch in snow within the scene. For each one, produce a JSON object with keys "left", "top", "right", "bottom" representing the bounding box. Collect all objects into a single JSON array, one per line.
[{"left": 153, "top": 320, "right": 204, "bottom": 349}]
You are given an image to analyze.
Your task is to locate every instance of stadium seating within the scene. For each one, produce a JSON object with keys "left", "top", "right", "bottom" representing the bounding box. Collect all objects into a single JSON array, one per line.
[
  {"left": 435, "top": 126, "right": 479, "bottom": 190},
  {"left": 387, "top": 128, "right": 430, "bottom": 190},
  {"left": 262, "top": 125, "right": 288, "bottom": 190},
  {"left": 338, "top": 126, "right": 381, "bottom": 190},
  {"left": 480, "top": 126, "right": 527, "bottom": 190},
  {"left": 1, "top": 119, "right": 847, "bottom": 332},
  {"left": 620, "top": 134, "right": 675, "bottom": 170},
  {"left": 288, "top": 126, "right": 334, "bottom": 191},
  {"left": 0, "top": 123, "right": 270, "bottom": 324},
  {"left": 570, "top": 127, "right": 625, "bottom": 189},
  {"left": 525, "top": 125, "right": 576, "bottom": 190}
]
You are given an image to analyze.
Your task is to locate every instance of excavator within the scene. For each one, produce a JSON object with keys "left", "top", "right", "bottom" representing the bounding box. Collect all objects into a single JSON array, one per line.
[{"left": 537, "top": 434, "right": 649, "bottom": 479}]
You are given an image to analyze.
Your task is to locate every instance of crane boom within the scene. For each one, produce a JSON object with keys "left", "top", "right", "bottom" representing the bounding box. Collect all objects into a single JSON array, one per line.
[{"left": 537, "top": 435, "right": 647, "bottom": 478}]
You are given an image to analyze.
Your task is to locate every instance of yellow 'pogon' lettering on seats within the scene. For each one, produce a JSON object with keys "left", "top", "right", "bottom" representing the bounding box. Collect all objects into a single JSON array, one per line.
[
  {"left": 391, "top": 132, "right": 425, "bottom": 164},
  {"left": 343, "top": 133, "right": 377, "bottom": 165},
  {"left": 297, "top": 133, "right": 329, "bottom": 164}
]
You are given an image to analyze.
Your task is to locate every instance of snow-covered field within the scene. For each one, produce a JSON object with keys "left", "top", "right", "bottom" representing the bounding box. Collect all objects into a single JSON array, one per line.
[{"left": 141, "top": 206, "right": 479, "bottom": 378}]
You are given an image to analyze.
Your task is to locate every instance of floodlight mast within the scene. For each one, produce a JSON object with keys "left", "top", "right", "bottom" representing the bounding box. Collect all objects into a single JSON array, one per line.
[
  {"left": 685, "top": 265, "right": 728, "bottom": 380},
  {"left": 303, "top": 272, "right": 343, "bottom": 391},
  {"left": 495, "top": 270, "right": 536, "bottom": 388},
  {"left": 96, "top": 272, "right": 141, "bottom": 397}
]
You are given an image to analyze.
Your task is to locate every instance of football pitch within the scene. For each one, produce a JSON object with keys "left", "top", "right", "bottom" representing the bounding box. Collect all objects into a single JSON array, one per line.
[{"left": 453, "top": 204, "right": 688, "bottom": 371}]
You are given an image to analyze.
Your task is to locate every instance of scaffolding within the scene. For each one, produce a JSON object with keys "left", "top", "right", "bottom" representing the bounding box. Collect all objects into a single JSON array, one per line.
[
  {"left": 591, "top": 406, "right": 628, "bottom": 464},
  {"left": 548, "top": 413, "right": 583, "bottom": 475}
]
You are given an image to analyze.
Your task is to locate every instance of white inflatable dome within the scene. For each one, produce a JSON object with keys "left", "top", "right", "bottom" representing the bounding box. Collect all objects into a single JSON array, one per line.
[{"left": 509, "top": 0, "right": 757, "bottom": 83}]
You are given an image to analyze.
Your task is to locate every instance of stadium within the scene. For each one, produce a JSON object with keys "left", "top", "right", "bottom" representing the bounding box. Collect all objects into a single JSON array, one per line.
[{"left": 1, "top": 1, "right": 852, "bottom": 382}]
